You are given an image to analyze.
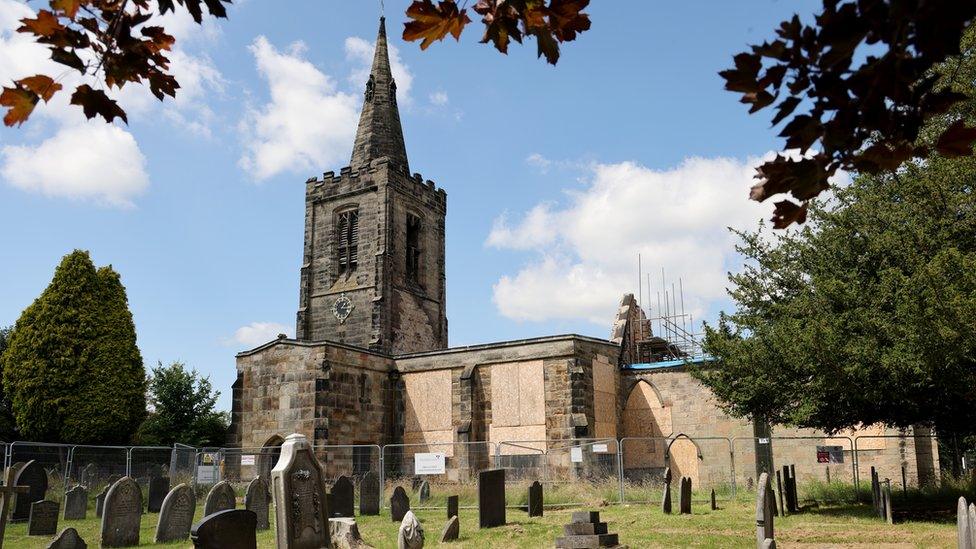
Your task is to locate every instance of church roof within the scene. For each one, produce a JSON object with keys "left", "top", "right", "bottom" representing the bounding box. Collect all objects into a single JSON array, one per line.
[{"left": 350, "top": 17, "right": 409, "bottom": 171}]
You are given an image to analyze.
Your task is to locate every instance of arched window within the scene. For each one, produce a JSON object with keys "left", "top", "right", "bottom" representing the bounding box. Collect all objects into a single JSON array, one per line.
[{"left": 336, "top": 208, "right": 359, "bottom": 275}]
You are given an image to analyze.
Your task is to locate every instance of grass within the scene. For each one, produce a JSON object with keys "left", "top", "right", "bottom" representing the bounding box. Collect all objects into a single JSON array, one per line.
[{"left": 1, "top": 482, "right": 959, "bottom": 548}]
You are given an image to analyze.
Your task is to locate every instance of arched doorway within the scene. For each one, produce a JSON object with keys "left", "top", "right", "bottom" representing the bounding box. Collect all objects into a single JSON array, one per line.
[
  {"left": 622, "top": 380, "right": 671, "bottom": 474},
  {"left": 259, "top": 435, "right": 284, "bottom": 480},
  {"left": 666, "top": 434, "right": 701, "bottom": 485}
]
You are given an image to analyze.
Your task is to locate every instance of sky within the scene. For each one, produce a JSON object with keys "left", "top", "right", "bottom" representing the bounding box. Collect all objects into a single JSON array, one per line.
[{"left": 0, "top": 0, "right": 823, "bottom": 411}]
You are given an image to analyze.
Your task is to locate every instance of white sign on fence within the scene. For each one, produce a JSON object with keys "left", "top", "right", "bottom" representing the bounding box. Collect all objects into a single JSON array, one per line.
[
  {"left": 241, "top": 454, "right": 256, "bottom": 466},
  {"left": 570, "top": 446, "right": 583, "bottom": 463},
  {"left": 758, "top": 438, "right": 770, "bottom": 444},
  {"left": 414, "top": 452, "right": 446, "bottom": 475},
  {"left": 196, "top": 465, "right": 219, "bottom": 483},
  {"left": 592, "top": 444, "right": 609, "bottom": 453}
]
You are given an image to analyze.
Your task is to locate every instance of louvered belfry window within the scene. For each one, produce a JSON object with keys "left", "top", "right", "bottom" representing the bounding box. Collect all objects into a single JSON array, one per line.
[
  {"left": 337, "top": 209, "right": 359, "bottom": 275},
  {"left": 406, "top": 213, "right": 421, "bottom": 283}
]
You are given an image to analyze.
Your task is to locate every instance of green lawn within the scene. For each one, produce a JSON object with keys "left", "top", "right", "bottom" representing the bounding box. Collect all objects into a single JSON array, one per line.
[{"left": 1, "top": 493, "right": 957, "bottom": 548}]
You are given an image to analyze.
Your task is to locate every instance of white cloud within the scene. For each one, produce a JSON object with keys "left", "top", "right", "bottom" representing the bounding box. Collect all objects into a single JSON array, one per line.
[
  {"left": 488, "top": 156, "right": 772, "bottom": 326},
  {"left": 238, "top": 36, "right": 360, "bottom": 181},
  {"left": 344, "top": 36, "right": 413, "bottom": 105},
  {"left": 230, "top": 322, "right": 293, "bottom": 348},
  {"left": 1, "top": 123, "right": 149, "bottom": 207},
  {"left": 429, "top": 91, "right": 449, "bottom": 106},
  {"left": 526, "top": 153, "right": 553, "bottom": 173}
]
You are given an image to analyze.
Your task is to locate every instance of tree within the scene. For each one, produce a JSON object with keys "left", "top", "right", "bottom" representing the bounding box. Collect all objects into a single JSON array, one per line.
[
  {"left": 1, "top": 250, "right": 146, "bottom": 444},
  {"left": 136, "top": 361, "right": 228, "bottom": 447},
  {"left": 694, "top": 154, "right": 976, "bottom": 472},
  {"left": 0, "top": 327, "right": 18, "bottom": 440}
]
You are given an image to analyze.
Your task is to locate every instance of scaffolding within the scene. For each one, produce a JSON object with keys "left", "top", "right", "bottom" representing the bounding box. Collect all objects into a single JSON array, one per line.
[{"left": 634, "top": 256, "right": 704, "bottom": 363}]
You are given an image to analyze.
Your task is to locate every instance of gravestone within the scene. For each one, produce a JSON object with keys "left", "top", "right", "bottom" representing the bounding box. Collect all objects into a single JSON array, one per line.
[
  {"left": 446, "top": 495, "right": 458, "bottom": 520},
  {"left": 0, "top": 465, "right": 29, "bottom": 541},
  {"left": 28, "top": 500, "right": 59, "bottom": 535},
  {"left": 440, "top": 515, "right": 459, "bottom": 543},
  {"left": 397, "top": 510, "right": 424, "bottom": 549},
  {"left": 244, "top": 477, "right": 270, "bottom": 530},
  {"left": 47, "top": 527, "right": 87, "bottom": 549},
  {"left": 63, "top": 485, "right": 88, "bottom": 520},
  {"left": 679, "top": 477, "right": 692, "bottom": 514},
  {"left": 555, "top": 510, "right": 619, "bottom": 548},
  {"left": 756, "top": 472, "right": 774, "bottom": 549},
  {"left": 391, "top": 486, "right": 410, "bottom": 522},
  {"left": 79, "top": 463, "right": 96, "bottom": 487},
  {"left": 478, "top": 468, "right": 505, "bottom": 528},
  {"left": 329, "top": 517, "right": 370, "bottom": 549},
  {"left": 270, "top": 433, "right": 331, "bottom": 548},
  {"left": 788, "top": 465, "right": 798, "bottom": 512},
  {"left": 970, "top": 504, "right": 976, "bottom": 549},
  {"left": 528, "top": 481, "right": 543, "bottom": 517},
  {"left": 331, "top": 476, "right": 354, "bottom": 518},
  {"left": 418, "top": 480, "right": 430, "bottom": 503},
  {"left": 711, "top": 488, "right": 717, "bottom": 511},
  {"left": 191, "top": 508, "right": 257, "bottom": 549},
  {"left": 100, "top": 477, "right": 142, "bottom": 547},
  {"left": 959, "top": 497, "right": 973, "bottom": 549},
  {"left": 359, "top": 472, "right": 380, "bottom": 516},
  {"left": 204, "top": 481, "right": 236, "bottom": 516},
  {"left": 661, "top": 467, "right": 672, "bottom": 514},
  {"left": 775, "top": 470, "right": 785, "bottom": 517},
  {"left": 411, "top": 477, "right": 423, "bottom": 492},
  {"left": 147, "top": 476, "right": 170, "bottom": 513},
  {"left": 155, "top": 483, "right": 196, "bottom": 543},
  {"left": 95, "top": 485, "right": 108, "bottom": 518},
  {"left": 13, "top": 460, "right": 48, "bottom": 522},
  {"left": 883, "top": 479, "right": 893, "bottom": 524}
]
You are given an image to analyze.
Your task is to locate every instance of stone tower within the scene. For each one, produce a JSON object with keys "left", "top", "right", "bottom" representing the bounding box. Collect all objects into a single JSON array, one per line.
[{"left": 296, "top": 17, "right": 448, "bottom": 354}]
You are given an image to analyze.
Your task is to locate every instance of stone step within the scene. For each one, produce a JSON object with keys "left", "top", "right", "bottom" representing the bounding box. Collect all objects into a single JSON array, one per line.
[
  {"left": 555, "top": 533, "right": 620, "bottom": 548},
  {"left": 570, "top": 511, "right": 601, "bottom": 524},
  {"left": 563, "top": 522, "right": 609, "bottom": 536}
]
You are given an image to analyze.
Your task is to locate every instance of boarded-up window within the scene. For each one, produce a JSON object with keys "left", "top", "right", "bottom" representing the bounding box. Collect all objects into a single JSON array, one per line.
[
  {"left": 489, "top": 361, "right": 546, "bottom": 452},
  {"left": 592, "top": 355, "right": 618, "bottom": 439}
]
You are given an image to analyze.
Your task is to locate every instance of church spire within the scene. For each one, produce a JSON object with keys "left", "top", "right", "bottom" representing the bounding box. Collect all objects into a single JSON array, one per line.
[{"left": 350, "top": 17, "right": 409, "bottom": 171}]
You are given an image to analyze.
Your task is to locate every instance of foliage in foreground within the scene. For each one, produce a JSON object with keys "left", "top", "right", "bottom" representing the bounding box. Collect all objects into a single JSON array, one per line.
[{"left": 136, "top": 361, "right": 229, "bottom": 447}]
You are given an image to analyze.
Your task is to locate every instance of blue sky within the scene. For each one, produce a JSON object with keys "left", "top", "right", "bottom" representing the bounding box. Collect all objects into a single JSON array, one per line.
[{"left": 0, "top": 0, "right": 820, "bottom": 411}]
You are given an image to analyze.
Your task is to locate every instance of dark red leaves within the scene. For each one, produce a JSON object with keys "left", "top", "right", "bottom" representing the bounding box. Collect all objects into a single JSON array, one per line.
[
  {"left": 936, "top": 120, "right": 976, "bottom": 157},
  {"left": 403, "top": 0, "right": 471, "bottom": 50},
  {"left": 70, "top": 84, "right": 127, "bottom": 124},
  {"left": 1, "top": 75, "right": 62, "bottom": 127}
]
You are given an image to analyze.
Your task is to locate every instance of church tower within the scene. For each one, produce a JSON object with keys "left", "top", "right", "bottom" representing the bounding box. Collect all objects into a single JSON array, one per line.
[{"left": 296, "top": 17, "right": 448, "bottom": 354}]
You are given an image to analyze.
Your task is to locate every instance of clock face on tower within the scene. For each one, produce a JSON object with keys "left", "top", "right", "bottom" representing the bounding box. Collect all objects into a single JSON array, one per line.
[{"left": 332, "top": 294, "right": 353, "bottom": 323}]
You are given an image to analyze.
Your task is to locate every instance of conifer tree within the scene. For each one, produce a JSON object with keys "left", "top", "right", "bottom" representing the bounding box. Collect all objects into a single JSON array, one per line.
[{"left": 2, "top": 250, "right": 146, "bottom": 443}]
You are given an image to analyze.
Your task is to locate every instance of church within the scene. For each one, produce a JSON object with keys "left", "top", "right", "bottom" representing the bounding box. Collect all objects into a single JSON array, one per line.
[{"left": 226, "top": 18, "right": 939, "bottom": 488}]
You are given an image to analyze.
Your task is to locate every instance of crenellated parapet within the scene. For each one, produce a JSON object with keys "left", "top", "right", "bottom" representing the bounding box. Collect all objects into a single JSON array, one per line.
[{"left": 305, "top": 157, "right": 447, "bottom": 212}]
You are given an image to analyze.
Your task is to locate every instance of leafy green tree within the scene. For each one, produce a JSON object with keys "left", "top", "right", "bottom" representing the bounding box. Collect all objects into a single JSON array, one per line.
[
  {"left": 1, "top": 250, "right": 146, "bottom": 444},
  {"left": 136, "top": 361, "right": 229, "bottom": 447},
  {"left": 0, "top": 327, "right": 18, "bottom": 439}
]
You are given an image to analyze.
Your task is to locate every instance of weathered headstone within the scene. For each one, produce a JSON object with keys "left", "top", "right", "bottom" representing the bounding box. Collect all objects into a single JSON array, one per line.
[
  {"left": 958, "top": 497, "right": 973, "bottom": 549},
  {"left": 440, "top": 515, "right": 459, "bottom": 543},
  {"left": 244, "top": 477, "right": 270, "bottom": 530},
  {"left": 679, "top": 477, "right": 692, "bottom": 514},
  {"left": 555, "top": 510, "right": 619, "bottom": 548},
  {"left": 756, "top": 472, "right": 774, "bottom": 549},
  {"left": 79, "top": 463, "right": 96, "bottom": 487},
  {"left": 775, "top": 470, "right": 785, "bottom": 517},
  {"left": 63, "top": 485, "right": 88, "bottom": 520},
  {"left": 270, "top": 433, "right": 331, "bottom": 548},
  {"left": 101, "top": 477, "right": 142, "bottom": 547},
  {"left": 359, "top": 472, "right": 380, "bottom": 516},
  {"left": 12, "top": 460, "right": 48, "bottom": 522},
  {"left": 870, "top": 467, "right": 879, "bottom": 514},
  {"left": 204, "top": 480, "right": 236, "bottom": 516},
  {"left": 329, "top": 517, "right": 372, "bottom": 549},
  {"left": 970, "top": 504, "right": 976, "bottom": 549},
  {"left": 528, "top": 481, "right": 543, "bottom": 517},
  {"left": 191, "top": 508, "right": 257, "bottom": 549},
  {"left": 155, "top": 483, "right": 196, "bottom": 543},
  {"left": 418, "top": 480, "right": 430, "bottom": 503},
  {"left": 446, "top": 495, "right": 458, "bottom": 521},
  {"left": 28, "top": 500, "right": 59, "bottom": 535},
  {"left": 397, "top": 510, "right": 424, "bottom": 549},
  {"left": 47, "top": 527, "right": 87, "bottom": 549},
  {"left": 788, "top": 465, "right": 799, "bottom": 512},
  {"left": 391, "top": 486, "right": 410, "bottom": 522},
  {"left": 147, "top": 476, "right": 170, "bottom": 513},
  {"left": 478, "top": 468, "right": 505, "bottom": 528},
  {"left": 331, "top": 476, "right": 354, "bottom": 518},
  {"left": 883, "top": 479, "right": 893, "bottom": 524},
  {"left": 0, "top": 465, "right": 29, "bottom": 542},
  {"left": 711, "top": 488, "right": 717, "bottom": 511},
  {"left": 661, "top": 467, "right": 672, "bottom": 514},
  {"left": 95, "top": 485, "right": 108, "bottom": 518}
]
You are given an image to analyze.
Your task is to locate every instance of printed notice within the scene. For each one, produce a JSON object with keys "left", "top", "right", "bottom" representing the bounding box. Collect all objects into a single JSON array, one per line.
[
  {"left": 592, "top": 444, "right": 609, "bottom": 453},
  {"left": 241, "top": 455, "right": 256, "bottom": 466},
  {"left": 570, "top": 446, "right": 583, "bottom": 463},
  {"left": 414, "top": 452, "right": 446, "bottom": 475}
]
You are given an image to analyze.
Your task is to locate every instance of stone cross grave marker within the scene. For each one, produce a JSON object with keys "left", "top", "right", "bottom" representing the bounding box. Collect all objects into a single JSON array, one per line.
[
  {"left": 478, "top": 468, "right": 506, "bottom": 528},
  {"left": 95, "top": 485, "right": 108, "bottom": 518},
  {"left": 28, "top": 499, "right": 59, "bottom": 536},
  {"left": 100, "top": 477, "right": 142, "bottom": 547},
  {"left": 330, "top": 475, "right": 354, "bottom": 518},
  {"left": 48, "top": 527, "right": 87, "bottom": 549},
  {"left": 679, "top": 477, "right": 692, "bottom": 514},
  {"left": 359, "top": 471, "right": 379, "bottom": 516},
  {"left": 191, "top": 508, "right": 257, "bottom": 549},
  {"left": 418, "top": 480, "right": 430, "bottom": 503},
  {"left": 63, "top": 485, "right": 88, "bottom": 520},
  {"left": 756, "top": 472, "right": 774, "bottom": 549},
  {"left": 12, "top": 459, "right": 48, "bottom": 522},
  {"left": 204, "top": 480, "right": 236, "bottom": 516},
  {"left": 147, "top": 476, "right": 170, "bottom": 513},
  {"left": 440, "top": 514, "right": 459, "bottom": 543},
  {"left": 528, "top": 480, "right": 543, "bottom": 517},
  {"left": 555, "top": 510, "right": 620, "bottom": 548},
  {"left": 391, "top": 486, "right": 410, "bottom": 522},
  {"left": 397, "top": 510, "right": 424, "bottom": 549},
  {"left": 154, "top": 483, "right": 196, "bottom": 543},
  {"left": 446, "top": 495, "right": 458, "bottom": 520},
  {"left": 244, "top": 476, "right": 270, "bottom": 530},
  {"left": 0, "top": 465, "right": 30, "bottom": 541},
  {"left": 270, "top": 432, "right": 331, "bottom": 549},
  {"left": 661, "top": 467, "right": 672, "bottom": 514}
]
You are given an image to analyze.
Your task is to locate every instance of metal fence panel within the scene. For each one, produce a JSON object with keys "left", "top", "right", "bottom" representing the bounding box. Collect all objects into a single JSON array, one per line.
[
  {"left": 382, "top": 441, "right": 493, "bottom": 509},
  {"left": 496, "top": 438, "right": 621, "bottom": 508}
]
